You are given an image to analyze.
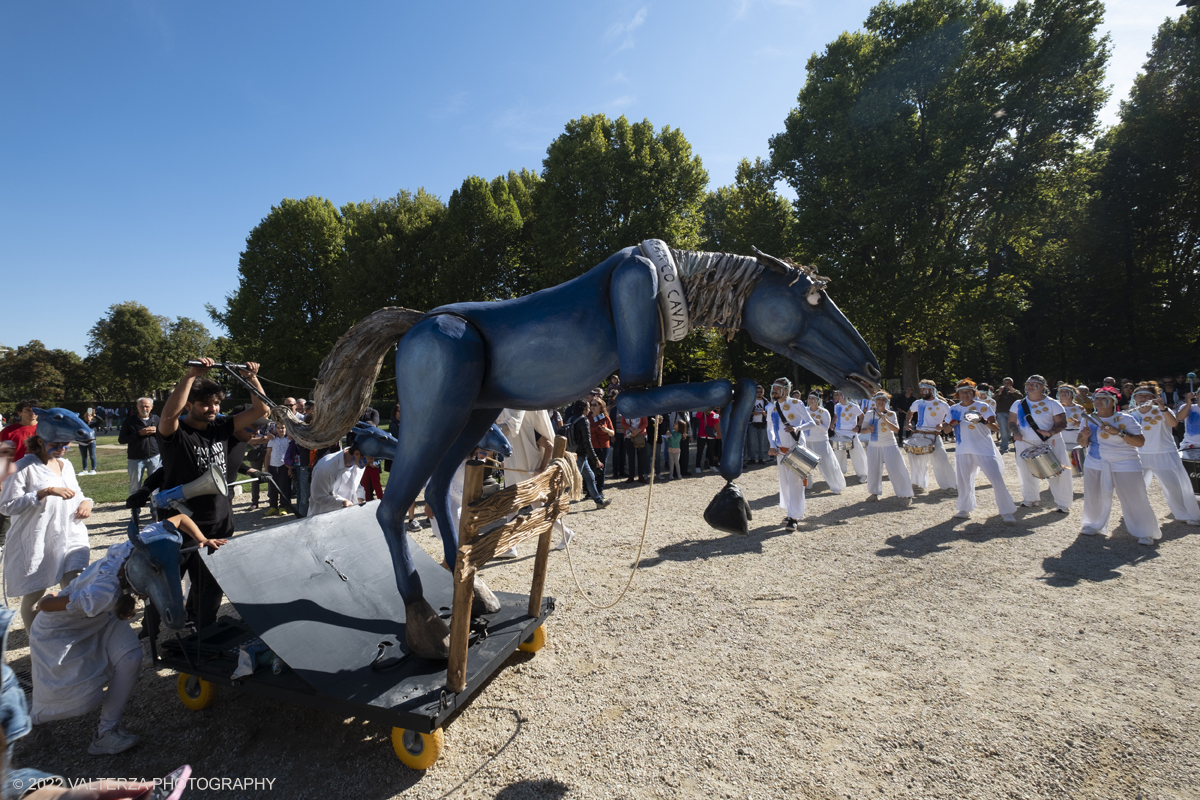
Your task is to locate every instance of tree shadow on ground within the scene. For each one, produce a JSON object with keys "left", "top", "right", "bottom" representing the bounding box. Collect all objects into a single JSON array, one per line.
[
  {"left": 494, "top": 779, "right": 571, "bottom": 799},
  {"left": 1039, "top": 522, "right": 1193, "bottom": 586}
]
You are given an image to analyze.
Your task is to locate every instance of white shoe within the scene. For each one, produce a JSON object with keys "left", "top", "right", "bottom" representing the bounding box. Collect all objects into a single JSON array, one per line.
[
  {"left": 707, "top": 466, "right": 718, "bottom": 473},
  {"left": 912, "top": 485, "right": 925, "bottom": 494},
  {"left": 496, "top": 547, "right": 519, "bottom": 559},
  {"left": 694, "top": 468, "right": 701, "bottom": 474},
  {"left": 552, "top": 529, "right": 574, "bottom": 551},
  {"left": 899, "top": 497, "right": 913, "bottom": 507},
  {"left": 1137, "top": 537, "right": 1155, "bottom": 546},
  {"left": 953, "top": 510, "right": 970, "bottom": 519},
  {"left": 1056, "top": 506, "right": 1070, "bottom": 514},
  {"left": 866, "top": 494, "right": 879, "bottom": 502},
  {"left": 1021, "top": 501, "right": 1040, "bottom": 508},
  {"left": 859, "top": 476, "right": 869, "bottom": 484},
  {"left": 1001, "top": 514, "right": 1016, "bottom": 522},
  {"left": 88, "top": 727, "right": 141, "bottom": 755},
  {"left": 1080, "top": 527, "right": 1100, "bottom": 536}
]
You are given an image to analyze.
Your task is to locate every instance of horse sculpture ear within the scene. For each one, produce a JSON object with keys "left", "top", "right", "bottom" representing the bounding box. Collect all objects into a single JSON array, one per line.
[
  {"left": 751, "top": 246, "right": 792, "bottom": 276},
  {"left": 127, "top": 516, "right": 147, "bottom": 551}
]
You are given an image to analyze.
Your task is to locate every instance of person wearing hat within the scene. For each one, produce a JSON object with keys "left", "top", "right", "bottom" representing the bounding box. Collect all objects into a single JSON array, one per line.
[
  {"left": 1008, "top": 374, "right": 1073, "bottom": 513},
  {"left": 861, "top": 390, "right": 913, "bottom": 504},
  {"left": 832, "top": 390, "right": 869, "bottom": 483},
  {"left": 1132, "top": 383, "right": 1200, "bottom": 525},
  {"left": 904, "top": 380, "right": 955, "bottom": 494},
  {"left": 1076, "top": 387, "right": 1161, "bottom": 544},
  {"left": 805, "top": 391, "right": 845, "bottom": 494},
  {"left": 767, "top": 378, "right": 815, "bottom": 529},
  {"left": 946, "top": 379, "right": 1017, "bottom": 522}
]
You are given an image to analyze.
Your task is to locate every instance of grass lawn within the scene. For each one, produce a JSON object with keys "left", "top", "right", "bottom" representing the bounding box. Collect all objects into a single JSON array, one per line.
[{"left": 74, "top": 434, "right": 396, "bottom": 505}]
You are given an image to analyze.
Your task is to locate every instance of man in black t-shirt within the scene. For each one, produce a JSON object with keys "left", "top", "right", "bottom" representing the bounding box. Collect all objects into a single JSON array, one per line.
[{"left": 158, "top": 357, "right": 270, "bottom": 628}]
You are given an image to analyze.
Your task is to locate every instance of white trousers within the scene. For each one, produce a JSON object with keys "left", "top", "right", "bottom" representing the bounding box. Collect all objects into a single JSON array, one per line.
[
  {"left": 1082, "top": 463, "right": 1161, "bottom": 539},
  {"left": 775, "top": 456, "right": 806, "bottom": 519},
  {"left": 867, "top": 445, "right": 913, "bottom": 498},
  {"left": 906, "top": 435, "right": 955, "bottom": 491},
  {"left": 1015, "top": 438, "right": 1074, "bottom": 507},
  {"left": 1141, "top": 451, "right": 1200, "bottom": 523},
  {"left": 835, "top": 438, "right": 868, "bottom": 478},
  {"left": 806, "top": 439, "right": 846, "bottom": 494},
  {"left": 955, "top": 453, "right": 1017, "bottom": 516}
]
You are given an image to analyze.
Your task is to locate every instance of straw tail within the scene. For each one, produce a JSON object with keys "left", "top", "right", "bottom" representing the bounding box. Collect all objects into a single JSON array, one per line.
[{"left": 272, "top": 307, "right": 425, "bottom": 449}]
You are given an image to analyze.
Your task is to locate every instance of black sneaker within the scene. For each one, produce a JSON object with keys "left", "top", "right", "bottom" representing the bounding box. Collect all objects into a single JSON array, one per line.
[{"left": 595, "top": 497, "right": 612, "bottom": 509}]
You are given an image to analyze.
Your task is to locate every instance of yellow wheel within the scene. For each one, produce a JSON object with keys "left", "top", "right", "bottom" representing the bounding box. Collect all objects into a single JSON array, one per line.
[
  {"left": 176, "top": 673, "right": 216, "bottom": 710},
  {"left": 391, "top": 727, "right": 444, "bottom": 770},
  {"left": 517, "top": 625, "right": 546, "bottom": 653}
]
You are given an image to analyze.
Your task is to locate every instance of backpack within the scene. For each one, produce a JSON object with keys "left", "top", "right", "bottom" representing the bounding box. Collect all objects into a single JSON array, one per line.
[{"left": 560, "top": 415, "right": 585, "bottom": 454}]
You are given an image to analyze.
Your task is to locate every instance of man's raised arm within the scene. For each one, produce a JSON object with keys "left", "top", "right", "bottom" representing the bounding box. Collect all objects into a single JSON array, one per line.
[
  {"left": 230, "top": 362, "right": 268, "bottom": 440},
  {"left": 159, "top": 357, "right": 215, "bottom": 438}
]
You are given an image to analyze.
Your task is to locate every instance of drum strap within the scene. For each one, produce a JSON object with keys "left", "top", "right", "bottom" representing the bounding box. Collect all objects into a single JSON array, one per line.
[{"left": 1021, "top": 400, "right": 1049, "bottom": 442}]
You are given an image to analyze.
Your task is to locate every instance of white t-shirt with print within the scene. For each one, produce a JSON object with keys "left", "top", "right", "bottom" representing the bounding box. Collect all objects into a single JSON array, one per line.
[
  {"left": 767, "top": 399, "right": 813, "bottom": 451},
  {"left": 1012, "top": 396, "right": 1066, "bottom": 442},
  {"left": 862, "top": 408, "right": 898, "bottom": 448},
  {"left": 1132, "top": 406, "right": 1177, "bottom": 455},
  {"left": 807, "top": 406, "right": 832, "bottom": 441},
  {"left": 833, "top": 402, "right": 862, "bottom": 436},
  {"left": 267, "top": 436, "right": 290, "bottom": 468},
  {"left": 1083, "top": 412, "right": 1142, "bottom": 471},
  {"left": 949, "top": 401, "right": 998, "bottom": 457},
  {"left": 909, "top": 398, "right": 951, "bottom": 432},
  {"left": 1061, "top": 403, "right": 1083, "bottom": 431}
]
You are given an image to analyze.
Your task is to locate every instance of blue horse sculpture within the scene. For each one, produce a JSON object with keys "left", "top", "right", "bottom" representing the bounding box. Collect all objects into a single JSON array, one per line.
[
  {"left": 30, "top": 408, "right": 95, "bottom": 449},
  {"left": 125, "top": 511, "right": 189, "bottom": 631},
  {"left": 280, "top": 242, "right": 880, "bottom": 659}
]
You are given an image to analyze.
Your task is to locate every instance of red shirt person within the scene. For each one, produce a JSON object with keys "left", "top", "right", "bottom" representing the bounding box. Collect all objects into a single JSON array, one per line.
[{"left": 0, "top": 400, "right": 39, "bottom": 464}]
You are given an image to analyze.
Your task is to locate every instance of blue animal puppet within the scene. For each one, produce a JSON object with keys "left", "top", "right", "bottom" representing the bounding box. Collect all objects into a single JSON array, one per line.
[
  {"left": 31, "top": 408, "right": 95, "bottom": 449},
  {"left": 278, "top": 242, "right": 880, "bottom": 659},
  {"left": 124, "top": 511, "right": 189, "bottom": 631}
]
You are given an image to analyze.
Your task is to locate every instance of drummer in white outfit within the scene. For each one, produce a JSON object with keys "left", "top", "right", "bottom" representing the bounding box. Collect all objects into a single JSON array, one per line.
[
  {"left": 832, "top": 391, "right": 869, "bottom": 483},
  {"left": 805, "top": 392, "right": 845, "bottom": 495},
  {"left": 1131, "top": 383, "right": 1200, "bottom": 526},
  {"left": 862, "top": 391, "right": 913, "bottom": 504},
  {"left": 947, "top": 380, "right": 1017, "bottom": 522},
  {"left": 1009, "top": 374, "right": 1073, "bottom": 513},
  {"left": 1178, "top": 393, "right": 1200, "bottom": 450},
  {"left": 766, "top": 378, "right": 815, "bottom": 529},
  {"left": 904, "top": 380, "right": 955, "bottom": 494},
  {"left": 1077, "top": 388, "right": 1161, "bottom": 545},
  {"left": 1057, "top": 385, "right": 1084, "bottom": 448}
]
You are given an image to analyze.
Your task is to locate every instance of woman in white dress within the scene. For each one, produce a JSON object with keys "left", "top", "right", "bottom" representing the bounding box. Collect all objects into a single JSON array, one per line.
[
  {"left": 947, "top": 379, "right": 1017, "bottom": 522},
  {"left": 804, "top": 392, "right": 845, "bottom": 494},
  {"left": 0, "top": 435, "right": 92, "bottom": 632},
  {"left": 1130, "top": 383, "right": 1200, "bottom": 526},
  {"left": 861, "top": 391, "right": 913, "bottom": 504},
  {"left": 1077, "top": 387, "right": 1160, "bottom": 544}
]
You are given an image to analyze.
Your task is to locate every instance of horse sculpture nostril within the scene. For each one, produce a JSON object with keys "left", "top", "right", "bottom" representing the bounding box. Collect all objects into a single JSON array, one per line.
[{"left": 864, "top": 363, "right": 882, "bottom": 381}]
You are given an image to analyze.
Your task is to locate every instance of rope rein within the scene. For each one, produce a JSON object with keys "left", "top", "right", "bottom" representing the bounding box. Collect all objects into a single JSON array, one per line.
[{"left": 562, "top": 347, "right": 665, "bottom": 610}]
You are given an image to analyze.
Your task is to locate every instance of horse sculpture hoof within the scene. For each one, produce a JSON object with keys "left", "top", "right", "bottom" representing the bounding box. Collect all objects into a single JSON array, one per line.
[
  {"left": 472, "top": 576, "right": 501, "bottom": 616},
  {"left": 404, "top": 599, "right": 451, "bottom": 660}
]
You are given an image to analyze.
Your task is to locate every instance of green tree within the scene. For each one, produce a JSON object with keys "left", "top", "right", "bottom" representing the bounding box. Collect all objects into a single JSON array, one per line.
[
  {"left": 430, "top": 175, "right": 525, "bottom": 306},
  {"left": 87, "top": 302, "right": 168, "bottom": 399},
  {"left": 533, "top": 114, "right": 708, "bottom": 288},
  {"left": 211, "top": 197, "right": 348, "bottom": 391},
  {"left": 770, "top": 0, "right": 1109, "bottom": 387},
  {"left": 0, "top": 340, "right": 82, "bottom": 404}
]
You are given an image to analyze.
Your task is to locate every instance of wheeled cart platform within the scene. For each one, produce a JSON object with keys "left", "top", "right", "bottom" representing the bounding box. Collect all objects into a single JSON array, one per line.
[{"left": 153, "top": 502, "right": 553, "bottom": 769}]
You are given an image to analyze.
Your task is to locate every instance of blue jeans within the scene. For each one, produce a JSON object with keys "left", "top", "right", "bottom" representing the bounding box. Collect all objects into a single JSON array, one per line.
[
  {"left": 748, "top": 425, "right": 769, "bottom": 462},
  {"left": 593, "top": 447, "right": 609, "bottom": 494},
  {"left": 996, "top": 413, "right": 1013, "bottom": 453},
  {"left": 295, "top": 466, "right": 312, "bottom": 517},
  {"left": 127, "top": 455, "right": 161, "bottom": 495},
  {"left": 78, "top": 441, "right": 97, "bottom": 471},
  {"left": 577, "top": 454, "right": 602, "bottom": 501}
]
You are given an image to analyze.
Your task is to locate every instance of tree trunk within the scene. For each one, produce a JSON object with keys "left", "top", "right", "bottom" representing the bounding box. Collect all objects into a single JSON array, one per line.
[
  {"left": 884, "top": 330, "right": 897, "bottom": 385},
  {"left": 900, "top": 350, "right": 920, "bottom": 393}
]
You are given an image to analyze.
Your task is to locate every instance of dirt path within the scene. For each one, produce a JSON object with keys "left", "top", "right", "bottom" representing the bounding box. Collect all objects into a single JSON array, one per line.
[{"left": 8, "top": 448, "right": 1199, "bottom": 799}]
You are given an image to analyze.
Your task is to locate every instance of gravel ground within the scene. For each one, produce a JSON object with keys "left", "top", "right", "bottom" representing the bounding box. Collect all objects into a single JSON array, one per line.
[{"left": 8, "top": 444, "right": 1200, "bottom": 800}]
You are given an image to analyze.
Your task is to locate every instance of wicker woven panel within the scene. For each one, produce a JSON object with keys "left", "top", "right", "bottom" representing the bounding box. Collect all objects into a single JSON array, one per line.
[{"left": 459, "top": 495, "right": 571, "bottom": 567}]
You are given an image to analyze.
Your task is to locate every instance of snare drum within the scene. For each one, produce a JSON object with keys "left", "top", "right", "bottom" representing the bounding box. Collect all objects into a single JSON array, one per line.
[
  {"left": 829, "top": 434, "right": 855, "bottom": 451},
  {"left": 1183, "top": 452, "right": 1200, "bottom": 495},
  {"left": 1021, "top": 443, "right": 1064, "bottom": 479},
  {"left": 1181, "top": 446, "right": 1200, "bottom": 462},
  {"left": 781, "top": 446, "right": 821, "bottom": 478},
  {"left": 1068, "top": 446, "right": 1086, "bottom": 477},
  {"left": 903, "top": 433, "right": 937, "bottom": 455}
]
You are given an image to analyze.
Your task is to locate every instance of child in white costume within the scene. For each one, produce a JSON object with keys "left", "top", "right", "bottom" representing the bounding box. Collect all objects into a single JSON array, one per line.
[
  {"left": 804, "top": 392, "right": 845, "bottom": 494},
  {"left": 1131, "top": 383, "right": 1200, "bottom": 526},
  {"left": 1077, "top": 388, "right": 1162, "bottom": 545},
  {"left": 831, "top": 390, "right": 868, "bottom": 483},
  {"left": 947, "top": 380, "right": 1017, "bottom": 522},
  {"left": 904, "top": 380, "right": 955, "bottom": 493},
  {"left": 1009, "top": 374, "right": 1073, "bottom": 513},
  {"left": 861, "top": 391, "right": 913, "bottom": 504},
  {"left": 767, "top": 378, "right": 816, "bottom": 529}
]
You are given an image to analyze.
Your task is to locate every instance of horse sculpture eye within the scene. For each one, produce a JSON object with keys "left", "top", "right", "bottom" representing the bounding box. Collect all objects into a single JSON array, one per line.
[{"left": 806, "top": 288, "right": 822, "bottom": 307}]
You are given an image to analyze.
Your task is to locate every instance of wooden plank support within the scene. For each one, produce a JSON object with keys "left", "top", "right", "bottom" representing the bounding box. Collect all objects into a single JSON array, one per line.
[
  {"left": 529, "top": 436, "right": 568, "bottom": 617},
  {"left": 446, "top": 461, "right": 486, "bottom": 694}
]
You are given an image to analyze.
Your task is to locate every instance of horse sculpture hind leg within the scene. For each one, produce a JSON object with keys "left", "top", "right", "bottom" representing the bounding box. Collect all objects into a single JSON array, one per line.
[{"left": 375, "top": 313, "right": 488, "bottom": 660}]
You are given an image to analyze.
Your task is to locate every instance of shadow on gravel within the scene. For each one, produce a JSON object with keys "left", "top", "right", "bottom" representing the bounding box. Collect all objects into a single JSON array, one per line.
[
  {"left": 1037, "top": 524, "right": 1194, "bottom": 586},
  {"left": 494, "top": 778, "right": 570, "bottom": 799},
  {"left": 875, "top": 514, "right": 1039, "bottom": 559}
]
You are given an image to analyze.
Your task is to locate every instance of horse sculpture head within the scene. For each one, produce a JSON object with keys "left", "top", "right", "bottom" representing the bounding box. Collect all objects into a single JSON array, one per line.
[
  {"left": 33, "top": 407, "right": 96, "bottom": 447},
  {"left": 741, "top": 250, "right": 881, "bottom": 400},
  {"left": 478, "top": 423, "right": 512, "bottom": 458},
  {"left": 125, "top": 511, "right": 188, "bottom": 631},
  {"left": 348, "top": 424, "right": 398, "bottom": 462}
]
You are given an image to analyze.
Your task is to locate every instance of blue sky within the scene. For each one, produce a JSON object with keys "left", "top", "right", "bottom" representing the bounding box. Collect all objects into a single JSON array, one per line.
[{"left": 0, "top": 0, "right": 1172, "bottom": 357}]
